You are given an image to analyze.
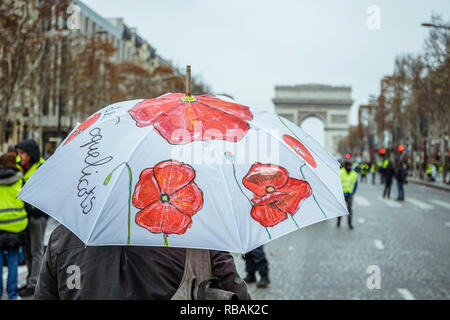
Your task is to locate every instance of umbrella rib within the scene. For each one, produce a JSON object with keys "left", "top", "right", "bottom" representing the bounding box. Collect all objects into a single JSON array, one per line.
[
  {"left": 247, "top": 117, "right": 348, "bottom": 215},
  {"left": 84, "top": 115, "right": 157, "bottom": 246}
]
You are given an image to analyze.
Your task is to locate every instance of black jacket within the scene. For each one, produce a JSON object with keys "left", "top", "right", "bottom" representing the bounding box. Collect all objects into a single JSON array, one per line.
[
  {"left": 34, "top": 225, "right": 250, "bottom": 300},
  {"left": 384, "top": 167, "right": 396, "bottom": 183}
]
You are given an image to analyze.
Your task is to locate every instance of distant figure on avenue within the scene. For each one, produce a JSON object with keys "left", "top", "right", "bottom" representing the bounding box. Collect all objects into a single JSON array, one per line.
[
  {"left": 338, "top": 161, "right": 358, "bottom": 230},
  {"left": 33, "top": 225, "right": 250, "bottom": 300},
  {"left": 360, "top": 162, "right": 369, "bottom": 183},
  {"left": 370, "top": 162, "right": 377, "bottom": 185},
  {"left": 242, "top": 246, "right": 270, "bottom": 288},
  {"left": 15, "top": 139, "right": 47, "bottom": 298},
  {"left": 395, "top": 162, "right": 408, "bottom": 201},
  {"left": 382, "top": 162, "right": 396, "bottom": 199},
  {"left": 0, "top": 153, "right": 28, "bottom": 300}
]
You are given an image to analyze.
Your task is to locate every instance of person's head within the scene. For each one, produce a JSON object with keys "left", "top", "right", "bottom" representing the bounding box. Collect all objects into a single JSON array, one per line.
[
  {"left": 344, "top": 161, "right": 352, "bottom": 171},
  {"left": 0, "top": 152, "right": 19, "bottom": 171},
  {"left": 7, "top": 144, "right": 16, "bottom": 153},
  {"left": 15, "top": 139, "right": 41, "bottom": 168}
]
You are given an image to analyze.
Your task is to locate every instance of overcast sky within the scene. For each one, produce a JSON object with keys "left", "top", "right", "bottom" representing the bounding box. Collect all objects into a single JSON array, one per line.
[{"left": 83, "top": 0, "right": 449, "bottom": 144}]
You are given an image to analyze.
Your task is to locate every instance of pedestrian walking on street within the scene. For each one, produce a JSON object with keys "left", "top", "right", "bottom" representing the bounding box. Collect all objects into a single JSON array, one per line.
[
  {"left": 0, "top": 153, "right": 28, "bottom": 300},
  {"left": 15, "top": 139, "right": 48, "bottom": 298},
  {"left": 395, "top": 162, "right": 408, "bottom": 201},
  {"left": 338, "top": 161, "right": 358, "bottom": 230},
  {"left": 34, "top": 225, "right": 250, "bottom": 300},
  {"left": 242, "top": 245, "right": 270, "bottom": 288},
  {"left": 377, "top": 160, "right": 384, "bottom": 184},
  {"left": 382, "top": 162, "right": 395, "bottom": 199},
  {"left": 370, "top": 162, "right": 376, "bottom": 184},
  {"left": 360, "top": 162, "right": 369, "bottom": 183}
]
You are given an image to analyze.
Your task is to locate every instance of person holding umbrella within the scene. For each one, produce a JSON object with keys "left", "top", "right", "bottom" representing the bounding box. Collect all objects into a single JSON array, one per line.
[
  {"left": 15, "top": 139, "right": 47, "bottom": 298},
  {"left": 20, "top": 66, "right": 351, "bottom": 299},
  {"left": 337, "top": 161, "right": 358, "bottom": 230},
  {"left": 34, "top": 225, "right": 250, "bottom": 300}
]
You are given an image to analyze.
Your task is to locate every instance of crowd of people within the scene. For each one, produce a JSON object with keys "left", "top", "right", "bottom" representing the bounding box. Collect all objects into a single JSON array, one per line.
[
  {"left": 353, "top": 159, "right": 409, "bottom": 201},
  {"left": 0, "top": 140, "right": 48, "bottom": 300},
  {"left": 336, "top": 158, "right": 410, "bottom": 231}
]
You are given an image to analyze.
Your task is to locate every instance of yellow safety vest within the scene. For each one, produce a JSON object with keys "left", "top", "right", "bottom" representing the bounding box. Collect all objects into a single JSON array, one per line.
[
  {"left": 0, "top": 177, "right": 28, "bottom": 233},
  {"left": 340, "top": 168, "right": 358, "bottom": 194},
  {"left": 23, "top": 157, "right": 45, "bottom": 182},
  {"left": 16, "top": 155, "right": 23, "bottom": 172},
  {"left": 383, "top": 160, "right": 389, "bottom": 168},
  {"left": 370, "top": 165, "right": 376, "bottom": 173},
  {"left": 426, "top": 164, "right": 433, "bottom": 174}
]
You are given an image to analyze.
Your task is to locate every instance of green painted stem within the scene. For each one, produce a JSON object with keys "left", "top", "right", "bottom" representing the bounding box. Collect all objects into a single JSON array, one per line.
[
  {"left": 265, "top": 227, "right": 272, "bottom": 239},
  {"left": 290, "top": 215, "right": 300, "bottom": 229},
  {"left": 299, "top": 164, "right": 328, "bottom": 219},
  {"left": 104, "top": 162, "right": 133, "bottom": 245},
  {"left": 225, "top": 152, "right": 272, "bottom": 240},
  {"left": 163, "top": 234, "right": 170, "bottom": 247}
]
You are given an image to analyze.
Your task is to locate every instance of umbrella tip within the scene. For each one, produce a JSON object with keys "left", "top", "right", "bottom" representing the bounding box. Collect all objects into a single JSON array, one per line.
[
  {"left": 181, "top": 65, "right": 197, "bottom": 102},
  {"left": 186, "top": 65, "right": 191, "bottom": 96}
]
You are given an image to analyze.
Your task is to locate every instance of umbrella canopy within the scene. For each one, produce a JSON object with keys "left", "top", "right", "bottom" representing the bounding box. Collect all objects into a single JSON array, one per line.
[{"left": 19, "top": 91, "right": 347, "bottom": 253}]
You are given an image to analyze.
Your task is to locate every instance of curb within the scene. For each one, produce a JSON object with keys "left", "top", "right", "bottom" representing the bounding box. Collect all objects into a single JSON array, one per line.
[{"left": 408, "top": 178, "right": 450, "bottom": 192}]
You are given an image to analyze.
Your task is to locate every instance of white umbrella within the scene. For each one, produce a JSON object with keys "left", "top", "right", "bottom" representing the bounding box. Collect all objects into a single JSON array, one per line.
[{"left": 19, "top": 75, "right": 347, "bottom": 254}]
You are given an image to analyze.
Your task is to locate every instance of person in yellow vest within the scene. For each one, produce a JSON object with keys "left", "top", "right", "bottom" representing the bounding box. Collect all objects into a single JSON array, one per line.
[
  {"left": 0, "top": 153, "right": 28, "bottom": 300},
  {"left": 370, "top": 162, "right": 376, "bottom": 185},
  {"left": 7, "top": 144, "right": 23, "bottom": 172},
  {"left": 15, "top": 139, "right": 47, "bottom": 298},
  {"left": 377, "top": 160, "right": 384, "bottom": 184},
  {"left": 360, "top": 162, "right": 369, "bottom": 183},
  {"left": 338, "top": 161, "right": 358, "bottom": 230},
  {"left": 426, "top": 163, "right": 432, "bottom": 181}
]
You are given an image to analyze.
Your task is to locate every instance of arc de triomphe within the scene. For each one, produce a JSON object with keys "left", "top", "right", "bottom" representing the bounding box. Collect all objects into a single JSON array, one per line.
[{"left": 273, "top": 84, "right": 353, "bottom": 158}]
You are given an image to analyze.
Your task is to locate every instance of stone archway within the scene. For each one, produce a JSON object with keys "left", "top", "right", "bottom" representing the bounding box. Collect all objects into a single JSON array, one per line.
[
  {"left": 299, "top": 115, "right": 325, "bottom": 146},
  {"left": 273, "top": 84, "right": 353, "bottom": 157}
]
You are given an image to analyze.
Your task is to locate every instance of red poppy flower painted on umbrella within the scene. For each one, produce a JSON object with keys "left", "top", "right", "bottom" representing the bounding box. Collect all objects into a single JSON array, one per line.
[
  {"left": 282, "top": 134, "right": 317, "bottom": 168},
  {"left": 63, "top": 113, "right": 101, "bottom": 146},
  {"left": 132, "top": 160, "right": 203, "bottom": 245},
  {"left": 242, "top": 163, "right": 311, "bottom": 228},
  {"left": 128, "top": 93, "right": 253, "bottom": 144}
]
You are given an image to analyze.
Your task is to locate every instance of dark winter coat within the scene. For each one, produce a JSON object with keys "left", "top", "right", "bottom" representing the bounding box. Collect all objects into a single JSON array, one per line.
[
  {"left": 384, "top": 167, "right": 396, "bottom": 184},
  {"left": 395, "top": 167, "right": 408, "bottom": 183},
  {"left": 15, "top": 139, "right": 48, "bottom": 219},
  {"left": 34, "top": 225, "right": 251, "bottom": 300}
]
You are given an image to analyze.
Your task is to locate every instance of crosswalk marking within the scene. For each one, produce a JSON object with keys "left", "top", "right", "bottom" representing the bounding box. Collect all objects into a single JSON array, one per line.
[
  {"left": 374, "top": 240, "right": 385, "bottom": 250},
  {"left": 354, "top": 195, "right": 371, "bottom": 207},
  {"left": 397, "top": 288, "right": 416, "bottom": 300},
  {"left": 358, "top": 218, "right": 365, "bottom": 224},
  {"left": 429, "top": 199, "right": 450, "bottom": 210},
  {"left": 406, "top": 198, "right": 434, "bottom": 210},
  {"left": 378, "top": 196, "right": 402, "bottom": 208},
  {"left": 445, "top": 222, "right": 450, "bottom": 228}
]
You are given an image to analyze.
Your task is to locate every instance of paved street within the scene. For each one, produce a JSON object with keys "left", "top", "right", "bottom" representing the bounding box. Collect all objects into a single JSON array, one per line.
[
  {"left": 232, "top": 178, "right": 450, "bottom": 300},
  {"left": 4, "top": 178, "right": 449, "bottom": 300}
]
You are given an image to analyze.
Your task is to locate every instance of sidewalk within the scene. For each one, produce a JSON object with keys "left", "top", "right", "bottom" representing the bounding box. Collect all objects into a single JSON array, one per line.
[{"left": 408, "top": 177, "right": 450, "bottom": 192}]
